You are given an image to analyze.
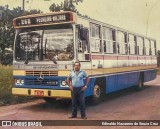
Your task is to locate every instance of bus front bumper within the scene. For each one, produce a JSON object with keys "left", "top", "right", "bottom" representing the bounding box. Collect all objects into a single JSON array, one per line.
[{"left": 12, "top": 88, "right": 71, "bottom": 98}]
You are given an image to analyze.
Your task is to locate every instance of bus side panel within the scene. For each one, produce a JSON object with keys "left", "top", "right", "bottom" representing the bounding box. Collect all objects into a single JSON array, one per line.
[
  {"left": 86, "top": 69, "right": 156, "bottom": 96},
  {"left": 128, "top": 72, "right": 139, "bottom": 87},
  {"left": 144, "top": 69, "right": 157, "bottom": 82},
  {"left": 117, "top": 74, "right": 129, "bottom": 90},
  {"left": 106, "top": 72, "right": 139, "bottom": 94},
  {"left": 85, "top": 78, "right": 96, "bottom": 97},
  {"left": 106, "top": 75, "right": 117, "bottom": 93}
]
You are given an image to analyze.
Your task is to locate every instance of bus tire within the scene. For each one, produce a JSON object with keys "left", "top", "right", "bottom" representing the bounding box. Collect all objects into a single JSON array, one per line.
[
  {"left": 136, "top": 73, "right": 144, "bottom": 91},
  {"left": 91, "top": 78, "right": 106, "bottom": 105},
  {"left": 91, "top": 84, "right": 101, "bottom": 105},
  {"left": 43, "top": 97, "right": 56, "bottom": 104}
]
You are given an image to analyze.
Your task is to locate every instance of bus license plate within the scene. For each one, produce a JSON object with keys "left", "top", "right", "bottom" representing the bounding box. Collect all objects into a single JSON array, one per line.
[{"left": 34, "top": 90, "right": 44, "bottom": 96}]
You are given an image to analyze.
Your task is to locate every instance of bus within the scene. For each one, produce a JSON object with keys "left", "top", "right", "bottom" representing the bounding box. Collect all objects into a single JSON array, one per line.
[{"left": 12, "top": 11, "right": 157, "bottom": 104}]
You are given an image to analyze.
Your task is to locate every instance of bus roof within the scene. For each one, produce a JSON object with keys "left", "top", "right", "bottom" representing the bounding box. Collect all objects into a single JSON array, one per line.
[
  {"left": 13, "top": 11, "right": 156, "bottom": 41},
  {"left": 78, "top": 15, "right": 156, "bottom": 41}
]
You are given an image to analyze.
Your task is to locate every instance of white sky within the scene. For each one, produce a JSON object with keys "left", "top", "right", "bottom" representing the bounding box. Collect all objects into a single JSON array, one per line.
[{"left": 1, "top": 0, "right": 160, "bottom": 49}]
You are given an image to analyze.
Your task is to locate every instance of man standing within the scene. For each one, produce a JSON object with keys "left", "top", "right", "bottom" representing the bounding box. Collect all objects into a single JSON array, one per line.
[{"left": 67, "top": 61, "right": 90, "bottom": 120}]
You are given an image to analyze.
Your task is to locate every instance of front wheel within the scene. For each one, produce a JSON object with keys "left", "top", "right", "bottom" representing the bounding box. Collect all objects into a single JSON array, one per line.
[{"left": 91, "top": 84, "right": 102, "bottom": 105}]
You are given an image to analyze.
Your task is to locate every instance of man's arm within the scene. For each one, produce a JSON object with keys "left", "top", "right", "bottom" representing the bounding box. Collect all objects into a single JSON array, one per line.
[
  {"left": 85, "top": 77, "right": 90, "bottom": 87},
  {"left": 66, "top": 75, "right": 73, "bottom": 91},
  {"left": 82, "top": 76, "right": 90, "bottom": 91}
]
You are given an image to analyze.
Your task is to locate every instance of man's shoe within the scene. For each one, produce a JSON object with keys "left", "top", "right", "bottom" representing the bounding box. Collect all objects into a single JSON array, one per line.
[
  {"left": 81, "top": 116, "right": 87, "bottom": 120},
  {"left": 68, "top": 115, "right": 77, "bottom": 119}
]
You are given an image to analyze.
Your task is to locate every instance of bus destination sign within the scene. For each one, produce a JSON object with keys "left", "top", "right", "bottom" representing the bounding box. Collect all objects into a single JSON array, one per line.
[{"left": 14, "top": 12, "right": 73, "bottom": 27}]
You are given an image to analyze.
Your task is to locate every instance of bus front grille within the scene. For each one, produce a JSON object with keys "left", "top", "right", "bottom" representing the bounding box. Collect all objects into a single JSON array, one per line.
[
  {"left": 26, "top": 71, "right": 58, "bottom": 76},
  {"left": 25, "top": 79, "right": 58, "bottom": 86}
]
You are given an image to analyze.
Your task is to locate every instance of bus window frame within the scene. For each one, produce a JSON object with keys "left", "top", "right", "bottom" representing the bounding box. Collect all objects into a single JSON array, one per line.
[
  {"left": 128, "top": 33, "right": 136, "bottom": 55},
  {"left": 90, "top": 23, "right": 102, "bottom": 53},
  {"left": 116, "top": 30, "right": 127, "bottom": 55},
  {"left": 14, "top": 24, "right": 75, "bottom": 62},
  {"left": 102, "top": 27, "right": 116, "bottom": 54}
]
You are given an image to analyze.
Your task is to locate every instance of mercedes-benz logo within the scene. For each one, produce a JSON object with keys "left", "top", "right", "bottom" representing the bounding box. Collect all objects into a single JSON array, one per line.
[{"left": 37, "top": 73, "right": 44, "bottom": 82}]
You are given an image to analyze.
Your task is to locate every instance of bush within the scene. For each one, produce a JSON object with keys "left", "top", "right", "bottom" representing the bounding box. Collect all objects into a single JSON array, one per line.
[
  {"left": 0, "top": 65, "right": 35, "bottom": 106},
  {"left": 0, "top": 65, "right": 12, "bottom": 97},
  {"left": 0, "top": 52, "right": 13, "bottom": 66}
]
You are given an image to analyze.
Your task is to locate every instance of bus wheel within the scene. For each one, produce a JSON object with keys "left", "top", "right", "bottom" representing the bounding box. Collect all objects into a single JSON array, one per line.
[
  {"left": 137, "top": 74, "right": 144, "bottom": 91},
  {"left": 91, "top": 84, "right": 101, "bottom": 105},
  {"left": 43, "top": 97, "right": 56, "bottom": 104}
]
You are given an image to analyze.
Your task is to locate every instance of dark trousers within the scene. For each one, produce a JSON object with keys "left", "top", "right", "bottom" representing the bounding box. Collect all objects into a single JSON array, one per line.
[{"left": 71, "top": 87, "right": 86, "bottom": 118}]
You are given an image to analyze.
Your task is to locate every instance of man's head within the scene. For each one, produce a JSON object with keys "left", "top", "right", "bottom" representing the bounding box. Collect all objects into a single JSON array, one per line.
[{"left": 73, "top": 61, "right": 81, "bottom": 71}]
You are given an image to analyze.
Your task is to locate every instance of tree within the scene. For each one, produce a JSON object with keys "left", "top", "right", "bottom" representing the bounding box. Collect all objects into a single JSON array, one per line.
[
  {"left": 49, "top": 0, "right": 83, "bottom": 12},
  {"left": 0, "top": 5, "right": 42, "bottom": 65}
]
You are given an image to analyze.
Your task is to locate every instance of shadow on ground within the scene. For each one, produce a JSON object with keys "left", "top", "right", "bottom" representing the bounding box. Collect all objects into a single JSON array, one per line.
[{"left": 19, "top": 84, "right": 160, "bottom": 113}]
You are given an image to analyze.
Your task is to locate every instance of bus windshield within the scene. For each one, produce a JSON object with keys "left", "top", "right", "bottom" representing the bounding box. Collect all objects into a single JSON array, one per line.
[{"left": 15, "top": 26, "right": 74, "bottom": 62}]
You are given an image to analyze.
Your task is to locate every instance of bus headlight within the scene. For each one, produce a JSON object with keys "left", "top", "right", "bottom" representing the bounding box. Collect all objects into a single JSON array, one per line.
[
  {"left": 60, "top": 80, "right": 68, "bottom": 87},
  {"left": 15, "top": 79, "right": 24, "bottom": 85}
]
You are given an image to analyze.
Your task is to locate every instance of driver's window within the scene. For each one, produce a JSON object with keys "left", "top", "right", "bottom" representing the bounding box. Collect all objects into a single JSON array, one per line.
[
  {"left": 77, "top": 28, "right": 90, "bottom": 61},
  {"left": 78, "top": 40, "right": 89, "bottom": 53}
]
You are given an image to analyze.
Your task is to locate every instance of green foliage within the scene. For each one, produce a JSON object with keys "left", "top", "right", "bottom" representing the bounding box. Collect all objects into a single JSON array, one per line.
[
  {"left": 0, "top": 65, "right": 35, "bottom": 106},
  {"left": 0, "top": 6, "right": 42, "bottom": 65},
  {"left": 0, "top": 65, "right": 12, "bottom": 97},
  {"left": 49, "top": 0, "right": 83, "bottom": 12}
]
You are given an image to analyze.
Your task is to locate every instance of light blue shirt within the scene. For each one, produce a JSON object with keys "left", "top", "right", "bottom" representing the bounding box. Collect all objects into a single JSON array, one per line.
[{"left": 68, "top": 70, "right": 88, "bottom": 87}]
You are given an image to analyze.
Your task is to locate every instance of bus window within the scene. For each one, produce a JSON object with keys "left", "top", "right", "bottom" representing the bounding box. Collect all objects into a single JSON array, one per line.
[
  {"left": 15, "top": 27, "right": 74, "bottom": 61},
  {"left": 128, "top": 34, "right": 136, "bottom": 55},
  {"left": 124, "top": 33, "right": 128, "bottom": 54},
  {"left": 78, "top": 28, "right": 89, "bottom": 53},
  {"left": 103, "top": 27, "right": 114, "bottom": 53},
  {"left": 90, "top": 24, "right": 102, "bottom": 53},
  {"left": 117, "top": 31, "right": 126, "bottom": 54},
  {"left": 144, "top": 39, "right": 150, "bottom": 56},
  {"left": 150, "top": 40, "right": 156, "bottom": 55},
  {"left": 78, "top": 40, "right": 89, "bottom": 53},
  {"left": 137, "top": 37, "right": 144, "bottom": 55}
]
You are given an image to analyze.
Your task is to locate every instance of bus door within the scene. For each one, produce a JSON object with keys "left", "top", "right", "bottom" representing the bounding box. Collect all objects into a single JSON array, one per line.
[{"left": 77, "top": 27, "right": 90, "bottom": 61}]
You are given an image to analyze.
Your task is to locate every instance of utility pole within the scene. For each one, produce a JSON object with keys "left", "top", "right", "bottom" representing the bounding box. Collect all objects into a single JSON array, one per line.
[
  {"left": 22, "top": 0, "right": 25, "bottom": 12},
  {"left": 146, "top": 0, "right": 159, "bottom": 36}
]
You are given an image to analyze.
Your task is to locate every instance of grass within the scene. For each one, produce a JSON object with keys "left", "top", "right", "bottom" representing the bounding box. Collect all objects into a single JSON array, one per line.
[
  {"left": 0, "top": 65, "right": 35, "bottom": 106},
  {"left": 0, "top": 65, "right": 13, "bottom": 103}
]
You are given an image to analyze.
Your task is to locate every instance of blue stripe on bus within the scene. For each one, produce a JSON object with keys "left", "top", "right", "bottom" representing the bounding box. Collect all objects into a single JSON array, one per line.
[{"left": 13, "top": 69, "right": 157, "bottom": 97}]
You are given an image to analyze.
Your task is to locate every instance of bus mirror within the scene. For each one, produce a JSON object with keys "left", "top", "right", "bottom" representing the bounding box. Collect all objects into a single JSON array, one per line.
[{"left": 80, "top": 28, "right": 88, "bottom": 41}]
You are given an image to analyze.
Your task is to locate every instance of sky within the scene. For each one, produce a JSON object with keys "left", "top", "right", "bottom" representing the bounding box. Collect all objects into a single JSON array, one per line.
[{"left": 1, "top": 0, "right": 160, "bottom": 50}]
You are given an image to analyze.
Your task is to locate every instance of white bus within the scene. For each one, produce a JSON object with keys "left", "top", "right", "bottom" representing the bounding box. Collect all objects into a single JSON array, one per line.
[{"left": 12, "top": 11, "right": 157, "bottom": 104}]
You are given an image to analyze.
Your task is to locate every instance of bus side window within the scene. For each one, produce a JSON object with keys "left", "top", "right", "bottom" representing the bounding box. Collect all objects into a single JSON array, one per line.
[
  {"left": 144, "top": 38, "right": 150, "bottom": 56},
  {"left": 128, "top": 34, "right": 136, "bottom": 55},
  {"left": 112, "top": 30, "right": 117, "bottom": 54},
  {"left": 103, "top": 27, "right": 114, "bottom": 54},
  {"left": 90, "top": 23, "right": 101, "bottom": 53},
  {"left": 78, "top": 40, "right": 89, "bottom": 53},
  {"left": 137, "top": 36, "right": 144, "bottom": 55},
  {"left": 150, "top": 40, "right": 156, "bottom": 56},
  {"left": 125, "top": 33, "right": 128, "bottom": 54},
  {"left": 117, "top": 31, "right": 125, "bottom": 54}
]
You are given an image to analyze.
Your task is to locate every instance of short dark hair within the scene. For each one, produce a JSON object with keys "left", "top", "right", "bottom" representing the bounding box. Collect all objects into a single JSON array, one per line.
[{"left": 74, "top": 61, "right": 81, "bottom": 66}]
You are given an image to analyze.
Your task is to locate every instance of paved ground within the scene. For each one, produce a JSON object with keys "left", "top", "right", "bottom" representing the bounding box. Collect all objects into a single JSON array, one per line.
[{"left": 0, "top": 75, "right": 160, "bottom": 129}]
